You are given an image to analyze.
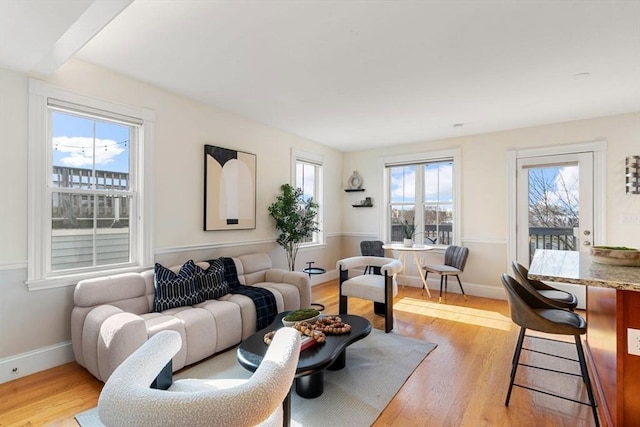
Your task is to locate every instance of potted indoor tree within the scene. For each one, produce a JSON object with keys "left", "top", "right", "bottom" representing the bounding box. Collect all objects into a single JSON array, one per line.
[{"left": 268, "top": 183, "right": 320, "bottom": 271}]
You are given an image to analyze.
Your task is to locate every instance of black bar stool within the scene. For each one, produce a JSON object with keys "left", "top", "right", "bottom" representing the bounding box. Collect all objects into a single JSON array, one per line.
[
  {"left": 511, "top": 261, "right": 578, "bottom": 310},
  {"left": 500, "top": 273, "right": 599, "bottom": 426}
]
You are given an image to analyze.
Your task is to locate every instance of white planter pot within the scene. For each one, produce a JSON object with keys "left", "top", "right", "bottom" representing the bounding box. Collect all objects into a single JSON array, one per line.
[{"left": 403, "top": 238, "right": 413, "bottom": 248}]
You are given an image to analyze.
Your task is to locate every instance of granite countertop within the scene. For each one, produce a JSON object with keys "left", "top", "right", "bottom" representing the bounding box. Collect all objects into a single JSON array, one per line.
[{"left": 528, "top": 249, "right": 640, "bottom": 292}]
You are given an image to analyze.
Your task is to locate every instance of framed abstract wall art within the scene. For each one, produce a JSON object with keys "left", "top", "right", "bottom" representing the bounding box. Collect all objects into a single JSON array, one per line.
[{"left": 204, "top": 145, "right": 256, "bottom": 230}]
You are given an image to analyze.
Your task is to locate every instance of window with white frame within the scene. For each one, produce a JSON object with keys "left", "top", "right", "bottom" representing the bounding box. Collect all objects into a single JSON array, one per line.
[
  {"left": 292, "top": 149, "right": 324, "bottom": 245},
  {"left": 27, "top": 79, "right": 154, "bottom": 289},
  {"left": 384, "top": 149, "right": 460, "bottom": 247}
]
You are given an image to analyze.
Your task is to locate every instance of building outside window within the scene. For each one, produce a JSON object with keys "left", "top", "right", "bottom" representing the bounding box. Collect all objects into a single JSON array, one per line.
[
  {"left": 28, "top": 79, "right": 154, "bottom": 289},
  {"left": 50, "top": 109, "right": 134, "bottom": 271}
]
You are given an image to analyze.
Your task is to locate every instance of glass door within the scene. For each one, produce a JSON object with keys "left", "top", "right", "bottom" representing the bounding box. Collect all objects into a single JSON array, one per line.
[{"left": 516, "top": 152, "right": 594, "bottom": 265}]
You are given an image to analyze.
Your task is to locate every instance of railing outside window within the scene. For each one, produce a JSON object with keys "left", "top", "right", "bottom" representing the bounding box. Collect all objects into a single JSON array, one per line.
[
  {"left": 390, "top": 224, "right": 453, "bottom": 245},
  {"left": 528, "top": 226, "right": 576, "bottom": 262}
]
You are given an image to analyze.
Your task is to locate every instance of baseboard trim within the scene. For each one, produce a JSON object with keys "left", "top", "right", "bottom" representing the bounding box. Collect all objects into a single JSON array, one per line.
[
  {"left": 314, "top": 270, "right": 506, "bottom": 301},
  {"left": 398, "top": 275, "right": 507, "bottom": 300},
  {"left": 0, "top": 341, "right": 74, "bottom": 384},
  {"left": 309, "top": 268, "right": 339, "bottom": 286}
]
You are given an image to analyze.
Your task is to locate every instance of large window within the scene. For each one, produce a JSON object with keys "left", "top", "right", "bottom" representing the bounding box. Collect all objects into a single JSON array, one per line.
[
  {"left": 385, "top": 150, "right": 460, "bottom": 247},
  {"left": 28, "top": 79, "right": 155, "bottom": 289},
  {"left": 293, "top": 149, "right": 323, "bottom": 245},
  {"left": 50, "top": 109, "right": 134, "bottom": 271}
]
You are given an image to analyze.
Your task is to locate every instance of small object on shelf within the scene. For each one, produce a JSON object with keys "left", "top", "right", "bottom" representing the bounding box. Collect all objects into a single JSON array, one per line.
[
  {"left": 353, "top": 196, "right": 373, "bottom": 207},
  {"left": 347, "top": 171, "right": 363, "bottom": 190},
  {"left": 626, "top": 155, "right": 639, "bottom": 195}
]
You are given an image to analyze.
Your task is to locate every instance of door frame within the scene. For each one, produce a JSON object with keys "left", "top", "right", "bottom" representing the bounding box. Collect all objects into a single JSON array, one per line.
[{"left": 507, "top": 140, "right": 607, "bottom": 270}]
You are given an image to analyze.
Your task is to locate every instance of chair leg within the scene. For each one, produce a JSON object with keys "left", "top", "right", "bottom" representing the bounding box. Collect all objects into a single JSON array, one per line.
[
  {"left": 423, "top": 271, "right": 429, "bottom": 296},
  {"left": 384, "top": 274, "right": 393, "bottom": 333},
  {"left": 339, "top": 295, "right": 347, "bottom": 314},
  {"left": 339, "top": 268, "right": 348, "bottom": 314},
  {"left": 575, "top": 335, "right": 600, "bottom": 427},
  {"left": 506, "top": 327, "right": 526, "bottom": 406},
  {"left": 455, "top": 275, "right": 467, "bottom": 301}
]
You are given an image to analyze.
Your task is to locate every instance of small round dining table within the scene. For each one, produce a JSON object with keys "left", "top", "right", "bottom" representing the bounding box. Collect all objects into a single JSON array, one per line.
[{"left": 382, "top": 243, "right": 434, "bottom": 298}]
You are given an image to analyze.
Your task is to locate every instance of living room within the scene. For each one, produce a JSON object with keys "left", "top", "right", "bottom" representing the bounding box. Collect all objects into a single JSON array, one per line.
[{"left": 1, "top": 1, "right": 639, "bottom": 426}]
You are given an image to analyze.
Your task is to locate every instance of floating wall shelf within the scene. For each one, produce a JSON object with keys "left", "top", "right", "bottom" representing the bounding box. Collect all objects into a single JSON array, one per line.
[{"left": 626, "top": 156, "right": 639, "bottom": 195}]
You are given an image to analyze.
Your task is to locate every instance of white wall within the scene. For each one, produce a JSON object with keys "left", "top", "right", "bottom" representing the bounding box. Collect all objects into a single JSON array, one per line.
[
  {"left": 0, "top": 61, "right": 343, "bottom": 381},
  {"left": 341, "top": 113, "right": 640, "bottom": 298}
]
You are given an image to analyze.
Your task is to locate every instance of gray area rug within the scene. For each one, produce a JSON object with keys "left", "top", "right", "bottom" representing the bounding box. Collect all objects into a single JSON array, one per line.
[{"left": 76, "top": 329, "right": 436, "bottom": 427}]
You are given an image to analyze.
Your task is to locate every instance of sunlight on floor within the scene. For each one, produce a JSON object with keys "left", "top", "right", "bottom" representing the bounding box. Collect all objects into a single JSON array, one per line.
[{"left": 394, "top": 297, "right": 514, "bottom": 331}]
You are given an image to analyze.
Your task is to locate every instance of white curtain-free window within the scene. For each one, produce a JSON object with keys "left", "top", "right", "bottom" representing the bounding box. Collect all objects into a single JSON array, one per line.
[
  {"left": 292, "top": 149, "right": 324, "bottom": 246},
  {"left": 383, "top": 149, "right": 460, "bottom": 247},
  {"left": 27, "top": 79, "right": 155, "bottom": 290}
]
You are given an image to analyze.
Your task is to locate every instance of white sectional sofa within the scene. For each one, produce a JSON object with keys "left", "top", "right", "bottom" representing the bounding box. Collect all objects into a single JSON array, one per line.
[{"left": 71, "top": 253, "right": 310, "bottom": 382}]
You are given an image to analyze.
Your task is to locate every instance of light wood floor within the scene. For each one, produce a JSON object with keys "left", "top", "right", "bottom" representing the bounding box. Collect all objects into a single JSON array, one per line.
[{"left": 0, "top": 280, "right": 599, "bottom": 427}]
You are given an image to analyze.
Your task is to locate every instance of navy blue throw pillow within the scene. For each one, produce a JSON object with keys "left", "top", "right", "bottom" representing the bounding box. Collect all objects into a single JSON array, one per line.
[
  {"left": 153, "top": 262, "right": 203, "bottom": 312},
  {"left": 183, "top": 259, "right": 230, "bottom": 300}
]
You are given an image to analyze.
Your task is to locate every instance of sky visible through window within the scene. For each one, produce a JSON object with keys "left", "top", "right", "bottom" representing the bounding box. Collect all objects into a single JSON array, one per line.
[
  {"left": 529, "top": 166, "right": 579, "bottom": 203},
  {"left": 527, "top": 165, "right": 579, "bottom": 227},
  {"left": 390, "top": 162, "right": 453, "bottom": 204},
  {"left": 296, "top": 161, "right": 316, "bottom": 202},
  {"left": 52, "top": 111, "right": 130, "bottom": 173}
]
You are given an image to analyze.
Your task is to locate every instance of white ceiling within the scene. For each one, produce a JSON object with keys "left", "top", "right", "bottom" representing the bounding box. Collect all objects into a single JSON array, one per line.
[{"left": 2, "top": 1, "right": 639, "bottom": 152}]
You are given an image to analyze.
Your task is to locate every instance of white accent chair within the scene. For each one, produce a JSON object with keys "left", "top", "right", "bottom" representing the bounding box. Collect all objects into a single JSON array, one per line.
[
  {"left": 337, "top": 256, "right": 403, "bottom": 333},
  {"left": 98, "top": 328, "right": 301, "bottom": 427}
]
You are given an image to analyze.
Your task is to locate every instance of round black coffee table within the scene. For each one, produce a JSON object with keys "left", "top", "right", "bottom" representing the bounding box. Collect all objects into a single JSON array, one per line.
[{"left": 237, "top": 312, "right": 371, "bottom": 399}]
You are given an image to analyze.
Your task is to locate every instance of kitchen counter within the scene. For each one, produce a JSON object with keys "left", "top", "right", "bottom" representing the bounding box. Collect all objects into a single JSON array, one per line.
[
  {"left": 529, "top": 249, "right": 640, "bottom": 291},
  {"left": 529, "top": 249, "right": 640, "bottom": 427}
]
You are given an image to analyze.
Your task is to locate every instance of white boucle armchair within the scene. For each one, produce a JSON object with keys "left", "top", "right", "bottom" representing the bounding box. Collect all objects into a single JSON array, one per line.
[
  {"left": 98, "top": 328, "right": 301, "bottom": 427},
  {"left": 337, "top": 256, "right": 403, "bottom": 333}
]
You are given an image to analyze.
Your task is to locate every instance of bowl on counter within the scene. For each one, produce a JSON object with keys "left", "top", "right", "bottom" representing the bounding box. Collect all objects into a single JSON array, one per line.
[{"left": 591, "top": 246, "right": 640, "bottom": 267}]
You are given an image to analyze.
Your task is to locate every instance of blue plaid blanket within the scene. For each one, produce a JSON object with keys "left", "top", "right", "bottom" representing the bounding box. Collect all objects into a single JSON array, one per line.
[{"left": 219, "top": 257, "right": 277, "bottom": 330}]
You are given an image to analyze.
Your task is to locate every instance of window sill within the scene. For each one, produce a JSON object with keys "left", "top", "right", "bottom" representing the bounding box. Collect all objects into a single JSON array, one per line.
[
  {"left": 26, "top": 265, "right": 152, "bottom": 291},
  {"left": 298, "top": 242, "right": 327, "bottom": 251}
]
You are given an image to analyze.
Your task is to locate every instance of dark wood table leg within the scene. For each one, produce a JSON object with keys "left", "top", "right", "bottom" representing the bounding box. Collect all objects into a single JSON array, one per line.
[
  {"left": 295, "top": 371, "right": 324, "bottom": 398},
  {"left": 328, "top": 349, "right": 346, "bottom": 370}
]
